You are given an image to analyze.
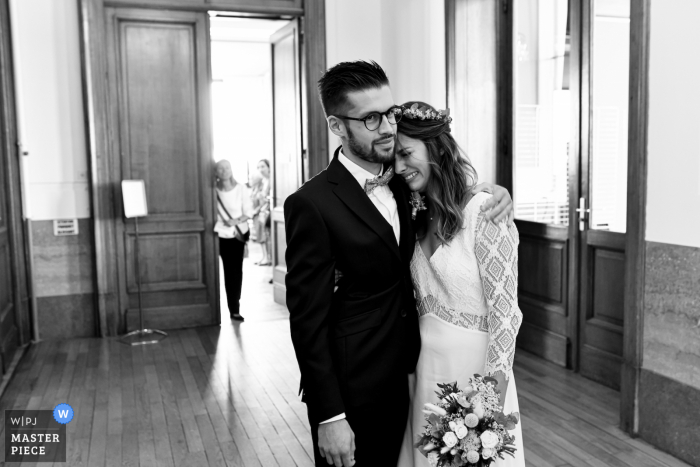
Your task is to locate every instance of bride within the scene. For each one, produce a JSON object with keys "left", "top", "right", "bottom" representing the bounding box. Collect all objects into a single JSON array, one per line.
[{"left": 395, "top": 102, "right": 525, "bottom": 467}]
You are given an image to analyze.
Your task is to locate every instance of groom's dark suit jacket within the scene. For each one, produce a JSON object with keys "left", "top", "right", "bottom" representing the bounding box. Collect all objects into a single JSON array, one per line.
[{"left": 284, "top": 147, "right": 421, "bottom": 424}]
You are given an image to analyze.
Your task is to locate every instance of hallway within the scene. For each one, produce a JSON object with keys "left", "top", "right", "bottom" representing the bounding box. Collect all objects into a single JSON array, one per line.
[{"left": 0, "top": 248, "right": 691, "bottom": 467}]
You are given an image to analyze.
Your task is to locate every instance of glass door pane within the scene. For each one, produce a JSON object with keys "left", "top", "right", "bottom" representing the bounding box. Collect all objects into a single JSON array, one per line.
[
  {"left": 590, "top": 0, "right": 629, "bottom": 232},
  {"left": 514, "top": 0, "right": 571, "bottom": 225}
]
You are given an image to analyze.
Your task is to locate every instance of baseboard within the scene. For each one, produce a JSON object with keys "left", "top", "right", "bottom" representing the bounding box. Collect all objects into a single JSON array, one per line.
[
  {"left": 639, "top": 368, "right": 700, "bottom": 467},
  {"left": 0, "top": 343, "right": 29, "bottom": 399}
]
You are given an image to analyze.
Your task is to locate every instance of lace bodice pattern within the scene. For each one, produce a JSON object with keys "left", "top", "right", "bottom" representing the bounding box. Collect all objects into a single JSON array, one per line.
[{"left": 411, "top": 192, "right": 523, "bottom": 377}]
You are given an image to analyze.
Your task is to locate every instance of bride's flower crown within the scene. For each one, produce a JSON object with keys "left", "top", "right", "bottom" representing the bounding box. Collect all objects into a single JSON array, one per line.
[{"left": 401, "top": 103, "right": 452, "bottom": 124}]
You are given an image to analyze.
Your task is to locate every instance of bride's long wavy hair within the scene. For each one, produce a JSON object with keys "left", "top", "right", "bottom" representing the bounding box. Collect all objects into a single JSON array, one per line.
[{"left": 396, "top": 101, "right": 477, "bottom": 244}]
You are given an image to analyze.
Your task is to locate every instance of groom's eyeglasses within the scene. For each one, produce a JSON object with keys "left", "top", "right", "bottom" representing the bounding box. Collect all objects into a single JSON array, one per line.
[{"left": 334, "top": 106, "right": 404, "bottom": 131}]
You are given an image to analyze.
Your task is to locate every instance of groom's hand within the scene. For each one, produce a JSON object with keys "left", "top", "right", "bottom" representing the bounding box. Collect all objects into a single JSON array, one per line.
[
  {"left": 472, "top": 183, "right": 515, "bottom": 225},
  {"left": 318, "top": 419, "right": 356, "bottom": 466}
]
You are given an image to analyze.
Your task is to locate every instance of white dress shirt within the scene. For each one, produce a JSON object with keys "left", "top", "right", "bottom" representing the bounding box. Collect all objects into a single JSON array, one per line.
[
  {"left": 319, "top": 152, "right": 401, "bottom": 426},
  {"left": 338, "top": 152, "right": 401, "bottom": 244}
]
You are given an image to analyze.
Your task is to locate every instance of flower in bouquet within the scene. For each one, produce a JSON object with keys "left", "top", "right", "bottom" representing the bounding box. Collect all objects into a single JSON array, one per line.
[
  {"left": 464, "top": 413, "right": 479, "bottom": 428},
  {"left": 479, "top": 431, "right": 499, "bottom": 449},
  {"left": 414, "top": 375, "right": 520, "bottom": 466},
  {"left": 443, "top": 431, "right": 458, "bottom": 448},
  {"left": 465, "top": 451, "right": 480, "bottom": 464},
  {"left": 460, "top": 431, "right": 481, "bottom": 452}
]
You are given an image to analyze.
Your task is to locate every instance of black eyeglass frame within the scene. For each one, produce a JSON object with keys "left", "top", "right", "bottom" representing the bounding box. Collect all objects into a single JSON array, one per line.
[{"left": 333, "top": 105, "right": 404, "bottom": 131}]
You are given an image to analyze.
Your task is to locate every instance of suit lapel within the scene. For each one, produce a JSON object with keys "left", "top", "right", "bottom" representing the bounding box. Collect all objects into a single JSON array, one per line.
[
  {"left": 389, "top": 174, "right": 414, "bottom": 263},
  {"left": 327, "top": 148, "right": 401, "bottom": 261}
]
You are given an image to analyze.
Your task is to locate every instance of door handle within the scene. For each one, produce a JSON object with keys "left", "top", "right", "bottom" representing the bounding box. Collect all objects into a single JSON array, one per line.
[{"left": 575, "top": 197, "right": 591, "bottom": 231}]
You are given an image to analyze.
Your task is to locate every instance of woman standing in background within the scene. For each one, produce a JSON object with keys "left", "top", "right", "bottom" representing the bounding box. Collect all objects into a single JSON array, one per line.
[
  {"left": 215, "top": 159, "right": 254, "bottom": 321},
  {"left": 252, "top": 159, "right": 272, "bottom": 266}
]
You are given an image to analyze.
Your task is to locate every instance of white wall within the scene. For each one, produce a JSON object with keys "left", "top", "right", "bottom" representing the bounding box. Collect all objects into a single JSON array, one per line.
[
  {"left": 10, "top": 0, "right": 89, "bottom": 220},
  {"left": 325, "top": 0, "right": 446, "bottom": 158},
  {"left": 646, "top": 0, "right": 700, "bottom": 248}
]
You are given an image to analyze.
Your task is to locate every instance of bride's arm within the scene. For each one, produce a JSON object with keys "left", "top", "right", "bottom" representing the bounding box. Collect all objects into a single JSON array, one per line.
[{"left": 474, "top": 208, "right": 523, "bottom": 406}]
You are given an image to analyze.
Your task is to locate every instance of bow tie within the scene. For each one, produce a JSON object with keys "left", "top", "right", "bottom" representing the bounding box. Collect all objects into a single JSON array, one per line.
[{"left": 364, "top": 166, "right": 394, "bottom": 194}]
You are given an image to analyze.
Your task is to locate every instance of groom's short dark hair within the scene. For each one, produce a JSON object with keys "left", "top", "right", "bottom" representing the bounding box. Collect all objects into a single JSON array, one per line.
[{"left": 317, "top": 60, "right": 390, "bottom": 117}]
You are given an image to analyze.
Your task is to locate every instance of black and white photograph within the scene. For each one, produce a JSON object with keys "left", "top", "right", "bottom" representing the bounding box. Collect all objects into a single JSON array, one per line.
[{"left": 0, "top": 0, "right": 697, "bottom": 466}]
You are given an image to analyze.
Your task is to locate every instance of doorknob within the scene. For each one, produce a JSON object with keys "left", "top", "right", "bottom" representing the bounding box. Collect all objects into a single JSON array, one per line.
[{"left": 575, "top": 197, "right": 591, "bottom": 231}]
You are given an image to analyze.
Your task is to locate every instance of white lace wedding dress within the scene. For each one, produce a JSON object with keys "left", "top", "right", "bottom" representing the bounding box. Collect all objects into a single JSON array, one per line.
[{"left": 398, "top": 193, "right": 525, "bottom": 467}]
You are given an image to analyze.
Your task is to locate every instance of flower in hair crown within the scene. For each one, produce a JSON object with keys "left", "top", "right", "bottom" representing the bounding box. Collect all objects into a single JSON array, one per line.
[{"left": 401, "top": 103, "right": 452, "bottom": 124}]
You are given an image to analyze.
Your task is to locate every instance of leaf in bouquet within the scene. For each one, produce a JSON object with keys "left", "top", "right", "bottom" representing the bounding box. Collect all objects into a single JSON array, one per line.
[
  {"left": 507, "top": 412, "right": 520, "bottom": 424},
  {"left": 483, "top": 376, "right": 499, "bottom": 386},
  {"left": 414, "top": 434, "right": 431, "bottom": 449},
  {"left": 429, "top": 413, "right": 442, "bottom": 426},
  {"left": 436, "top": 381, "right": 460, "bottom": 400},
  {"left": 446, "top": 399, "right": 462, "bottom": 414},
  {"left": 415, "top": 439, "right": 436, "bottom": 458},
  {"left": 493, "top": 412, "right": 508, "bottom": 425},
  {"left": 498, "top": 444, "right": 517, "bottom": 458}
]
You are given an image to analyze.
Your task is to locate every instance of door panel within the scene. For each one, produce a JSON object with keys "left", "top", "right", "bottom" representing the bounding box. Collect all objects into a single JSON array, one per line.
[
  {"left": 270, "top": 20, "right": 301, "bottom": 305},
  {"left": 577, "top": 0, "right": 629, "bottom": 389},
  {"left": 516, "top": 221, "right": 569, "bottom": 366},
  {"left": 106, "top": 8, "right": 217, "bottom": 331},
  {"left": 513, "top": 0, "right": 573, "bottom": 367},
  {"left": 579, "top": 232, "right": 625, "bottom": 389}
]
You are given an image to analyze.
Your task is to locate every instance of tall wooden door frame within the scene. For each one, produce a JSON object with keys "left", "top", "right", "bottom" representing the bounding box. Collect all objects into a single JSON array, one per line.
[
  {"left": 79, "top": 0, "right": 327, "bottom": 335},
  {"left": 448, "top": 0, "right": 649, "bottom": 435},
  {"left": 105, "top": 7, "right": 218, "bottom": 331},
  {"left": 0, "top": 0, "right": 31, "bottom": 362},
  {"left": 270, "top": 20, "right": 302, "bottom": 305}
]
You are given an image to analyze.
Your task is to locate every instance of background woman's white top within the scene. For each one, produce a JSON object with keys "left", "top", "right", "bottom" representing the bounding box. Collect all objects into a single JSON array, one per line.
[{"left": 217, "top": 184, "right": 254, "bottom": 234}]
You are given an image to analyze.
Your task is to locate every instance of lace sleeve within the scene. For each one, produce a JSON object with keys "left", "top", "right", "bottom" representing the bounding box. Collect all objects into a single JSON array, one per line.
[{"left": 474, "top": 212, "right": 523, "bottom": 377}]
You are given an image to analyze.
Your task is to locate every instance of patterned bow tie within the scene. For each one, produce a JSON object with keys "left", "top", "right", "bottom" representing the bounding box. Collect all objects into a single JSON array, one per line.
[{"left": 364, "top": 166, "right": 394, "bottom": 194}]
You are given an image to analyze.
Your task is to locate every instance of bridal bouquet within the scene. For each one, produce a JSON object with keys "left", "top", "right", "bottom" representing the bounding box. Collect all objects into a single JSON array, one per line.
[{"left": 415, "top": 375, "right": 519, "bottom": 467}]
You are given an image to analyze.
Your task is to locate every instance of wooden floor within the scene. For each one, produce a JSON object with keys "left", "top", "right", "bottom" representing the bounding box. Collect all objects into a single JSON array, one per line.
[{"left": 0, "top": 244, "right": 691, "bottom": 467}]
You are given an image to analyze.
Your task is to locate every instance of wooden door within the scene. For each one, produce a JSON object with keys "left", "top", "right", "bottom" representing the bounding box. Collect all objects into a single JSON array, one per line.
[
  {"left": 105, "top": 8, "right": 218, "bottom": 330},
  {"left": 512, "top": 0, "right": 577, "bottom": 368},
  {"left": 577, "top": 0, "right": 630, "bottom": 390},
  {"left": 0, "top": 0, "right": 28, "bottom": 370},
  {"left": 270, "top": 20, "right": 302, "bottom": 305},
  {"left": 511, "top": 0, "right": 627, "bottom": 389}
]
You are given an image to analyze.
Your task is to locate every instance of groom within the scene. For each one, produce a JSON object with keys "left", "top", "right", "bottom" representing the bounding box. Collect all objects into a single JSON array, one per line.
[{"left": 284, "top": 60, "right": 513, "bottom": 466}]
